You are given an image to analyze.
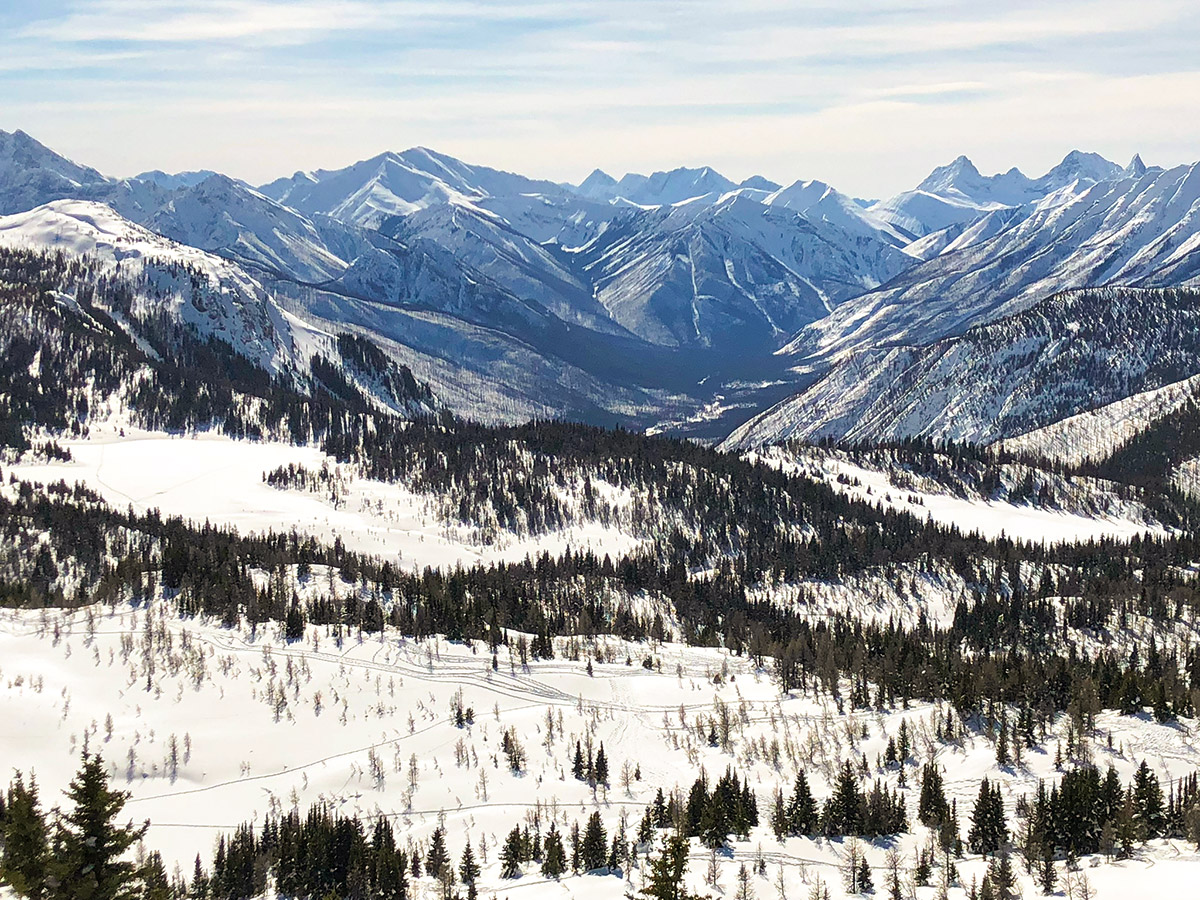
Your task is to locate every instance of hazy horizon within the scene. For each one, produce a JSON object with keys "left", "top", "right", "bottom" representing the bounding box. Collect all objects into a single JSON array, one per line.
[{"left": 4, "top": 0, "right": 1199, "bottom": 197}]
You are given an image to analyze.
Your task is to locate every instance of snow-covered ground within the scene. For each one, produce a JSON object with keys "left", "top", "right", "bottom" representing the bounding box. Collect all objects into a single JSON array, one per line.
[
  {"left": 2, "top": 602, "right": 1199, "bottom": 899},
  {"left": 998, "top": 373, "right": 1200, "bottom": 466},
  {"left": 9, "top": 428, "right": 643, "bottom": 572},
  {"left": 753, "top": 448, "right": 1163, "bottom": 544}
]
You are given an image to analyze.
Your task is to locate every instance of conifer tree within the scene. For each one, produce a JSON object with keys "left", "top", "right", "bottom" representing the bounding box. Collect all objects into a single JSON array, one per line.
[
  {"left": 1, "top": 772, "right": 49, "bottom": 899},
  {"left": 787, "top": 770, "right": 817, "bottom": 835},
  {"left": 426, "top": 825, "right": 449, "bottom": 881},
  {"left": 459, "top": 843, "right": 480, "bottom": 900},
  {"left": 641, "top": 832, "right": 689, "bottom": 900},
  {"left": 500, "top": 827, "right": 523, "bottom": 878},
  {"left": 581, "top": 812, "right": 608, "bottom": 872},
  {"left": 51, "top": 754, "right": 148, "bottom": 900},
  {"left": 541, "top": 824, "right": 566, "bottom": 878},
  {"left": 595, "top": 745, "right": 609, "bottom": 788}
]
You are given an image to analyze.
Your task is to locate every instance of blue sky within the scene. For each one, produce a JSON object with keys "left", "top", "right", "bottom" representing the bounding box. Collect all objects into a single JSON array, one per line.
[{"left": 3, "top": 0, "right": 1200, "bottom": 197}]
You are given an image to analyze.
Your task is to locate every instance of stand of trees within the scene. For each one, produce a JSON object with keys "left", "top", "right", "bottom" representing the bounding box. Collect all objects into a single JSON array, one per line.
[{"left": 0, "top": 755, "right": 154, "bottom": 900}]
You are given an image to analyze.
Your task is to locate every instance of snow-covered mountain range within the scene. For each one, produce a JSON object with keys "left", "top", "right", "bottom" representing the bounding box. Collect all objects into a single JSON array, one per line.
[{"left": 4, "top": 126, "right": 1200, "bottom": 447}]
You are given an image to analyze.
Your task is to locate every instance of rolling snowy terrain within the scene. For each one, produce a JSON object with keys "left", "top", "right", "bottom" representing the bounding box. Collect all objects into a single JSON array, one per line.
[{"left": 4, "top": 598, "right": 1200, "bottom": 900}]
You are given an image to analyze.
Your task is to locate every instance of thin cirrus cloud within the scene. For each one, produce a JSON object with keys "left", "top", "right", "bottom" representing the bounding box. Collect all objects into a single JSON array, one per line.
[{"left": 2, "top": 0, "right": 1199, "bottom": 197}]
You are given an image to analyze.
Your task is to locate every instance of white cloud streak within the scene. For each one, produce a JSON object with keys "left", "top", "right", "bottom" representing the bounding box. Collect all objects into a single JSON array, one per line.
[{"left": 3, "top": 0, "right": 1199, "bottom": 196}]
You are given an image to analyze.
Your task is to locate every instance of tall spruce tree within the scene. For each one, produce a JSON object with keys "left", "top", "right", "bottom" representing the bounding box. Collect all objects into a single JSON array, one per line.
[
  {"left": 541, "top": 824, "right": 566, "bottom": 879},
  {"left": 580, "top": 813, "right": 608, "bottom": 872},
  {"left": 51, "top": 754, "right": 148, "bottom": 900},
  {"left": 1, "top": 773, "right": 49, "bottom": 899},
  {"left": 641, "top": 832, "right": 689, "bottom": 900}
]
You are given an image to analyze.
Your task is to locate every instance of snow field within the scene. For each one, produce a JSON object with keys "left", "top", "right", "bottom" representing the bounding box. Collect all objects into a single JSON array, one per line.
[
  {"left": 2, "top": 602, "right": 1200, "bottom": 899},
  {"left": 755, "top": 448, "right": 1164, "bottom": 544},
  {"left": 9, "top": 429, "right": 644, "bottom": 573}
]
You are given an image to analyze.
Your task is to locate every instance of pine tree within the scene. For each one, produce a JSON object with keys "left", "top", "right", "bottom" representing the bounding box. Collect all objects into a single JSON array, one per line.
[
  {"left": 787, "top": 770, "right": 817, "bottom": 835},
  {"left": 918, "top": 764, "right": 949, "bottom": 829},
  {"left": 459, "top": 843, "right": 480, "bottom": 900},
  {"left": 641, "top": 832, "right": 689, "bottom": 900},
  {"left": 1132, "top": 760, "right": 1165, "bottom": 839},
  {"left": 1, "top": 772, "right": 49, "bottom": 899},
  {"left": 284, "top": 601, "right": 305, "bottom": 641},
  {"left": 581, "top": 812, "right": 608, "bottom": 872},
  {"left": 51, "top": 754, "right": 148, "bottom": 900},
  {"left": 1038, "top": 845, "right": 1056, "bottom": 895},
  {"left": 500, "top": 827, "right": 523, "bottom": 878},
  {"left": 987, "top": 849, "right": 1018, "bottom": 900},
  {"left": 823, "top": 762, "right": 863, "bottom": 836},
  {"left": 542, "top": 824, "right": 566, "bottom": 879},
  {"left": 141, "top": 852, "right": 171, "bottom": 900},
  {"left": 968, "top": 779, "right": 1007, "bottom": 856},
  {"left": 595, "top": 745, "right": 609, "bottom": 787},
  {"left": 858, "top": 857, "right": 873, "bottom": 894},
  {"left": 426, "top": 825, "right": 449, "bottom": 880}
]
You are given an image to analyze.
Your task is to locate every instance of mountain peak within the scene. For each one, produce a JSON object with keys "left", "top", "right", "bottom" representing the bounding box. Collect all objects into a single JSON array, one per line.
[
  {"left": 739, "top": 175, "right": 781, "bottom": 191},
  {"left": 1041, "top": 150, "right": 1121, "bottom": 186},
  {"left": 577, "top": 168, "right": 617, "bottom": 191},
  {"left": 917, "top": 155, "right": 982, "bottom": 193},
  {"left": 132, "top": 169, "right": 223, "bottom": 190},
  {"left": 1125, "top": 153, "right": 1148, "bottom": 177}
]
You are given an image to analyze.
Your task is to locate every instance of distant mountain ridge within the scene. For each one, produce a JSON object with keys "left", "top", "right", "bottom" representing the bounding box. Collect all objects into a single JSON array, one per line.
[{"left": 3, "top": 126, "right": 1198, "bottom": 448}]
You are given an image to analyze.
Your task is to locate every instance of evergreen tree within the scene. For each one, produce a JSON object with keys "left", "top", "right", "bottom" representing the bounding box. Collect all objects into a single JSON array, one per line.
[
  {"left": 594, "top": 745, "right": 609, "bottom": 787},
  {"left": 284, "top": 602, "right": 305, "bottom": 642},
  {"left": 140, "top": 852, "right": 171, "bottom": 900},
  {"left": 918, "top": 764, "right": 949, "bottom": 829},
  {"left": 580, "top": 812, "right": 608, "bottom": 872},
  {"left": 641, "top": 832, "right": 689, "bottom": 900},
  {"left": 1, "top": 773, "right": 49, "bottom": 899},
  {"left": 823, "top": 762, "right": 863, "bottom": 836},
  {"left": 541, "top": 824, "right": 566, "bottom": 879},
  {"left": 426, "top": 826, "right": 449, "bottom": 881},
  {"left": 458, "top": 843, "right": 479, "bottom": 900},
  {"left": 787, "top": 771, "right": 817, "bottom": 835},
  {"left": 857, "top": 857, "right": 873, "bottom": 895},
  {"left": 500, "top": 827, "right": 523, "bottom": 879},
  {"left": 1038, "top": 845, "right": 1056, "bottom": 896},
  {"left": 987, "top": 850, "right": 1018, "bottom": 900},
  {"left": 1132, "top": 760, "right": 1165, "bottom": 839},
  {"left": 51, "top": 754, "right": 148, "bottom": 900},
  {"left": 968, "top": 779, "right": 1007, "bottom": 856}
]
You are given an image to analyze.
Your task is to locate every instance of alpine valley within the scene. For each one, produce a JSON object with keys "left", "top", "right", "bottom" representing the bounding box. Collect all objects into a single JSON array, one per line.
[{"left": 4, "top": 127, "right": 1200, "bottom": 900}]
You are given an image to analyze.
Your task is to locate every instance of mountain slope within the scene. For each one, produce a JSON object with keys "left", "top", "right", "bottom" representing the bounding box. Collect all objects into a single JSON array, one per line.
[
  {"left": 869, "top": 150, "right": 1122, "bottom": 239},
  {"left": 725, "top": 286, "right": 1200, "bottom": 448},
  {"left": 786, "top": 163, "right": 1200, "bottom": 364},
  {"left": 0, "top": 128, "right": 165, "bottom": 221},
  {"left": 569, "top": 195, "right": 914, "bottom": 351},
  {"left": 998, "top": 373, "right": 1200, "bottom": 466},
  {"left": 0, "top": 200, "right": 304, "bottom": 372},
  {"left": 764, "top": 178, "right": 910, "bottom": 247},
  {"left": 259, "top": 148, "right": 569, "bottom": 229}
]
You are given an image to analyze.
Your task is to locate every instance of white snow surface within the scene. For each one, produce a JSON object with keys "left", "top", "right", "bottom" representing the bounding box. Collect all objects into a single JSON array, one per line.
[
  {"left": 998, "top": 373, "right": 1200, "bottom": 465},
  {"left": 9, "top": 429, "right": 644, "bottom": 572},
  {"left": 2, "top": 602, "right": 1200, "bottom": 900},
  {"left": 751, "top": 448, "right": 1163, "bottom": 544}
]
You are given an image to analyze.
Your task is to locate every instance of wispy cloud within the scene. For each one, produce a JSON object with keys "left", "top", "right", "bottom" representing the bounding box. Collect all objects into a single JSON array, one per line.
[{"left": 3, "top": 0, "right": 1199, "bottom": 196}]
